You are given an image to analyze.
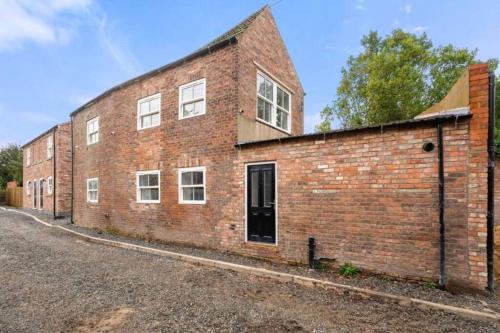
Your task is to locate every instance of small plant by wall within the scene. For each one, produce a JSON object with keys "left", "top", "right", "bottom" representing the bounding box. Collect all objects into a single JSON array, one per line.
[{"left": 339, "top": 262, "right": 360, "bottom": 277}]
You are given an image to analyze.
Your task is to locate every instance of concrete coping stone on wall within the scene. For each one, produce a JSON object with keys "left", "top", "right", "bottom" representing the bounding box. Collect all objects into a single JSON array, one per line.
[{"left": 1, "top": 206, "right": 499, "bottom": 324}]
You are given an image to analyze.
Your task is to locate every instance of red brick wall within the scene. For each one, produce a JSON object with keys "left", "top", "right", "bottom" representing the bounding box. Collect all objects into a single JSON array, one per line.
[
  {"left": 22, "top": 124, "right": 72, "bottom": 216},
  {"left": 72, "top": 8, "right": 305, "bottom": 248},
  {"left": 23, "top": 130, "right": 55, "bottom": 213},
  {"left": 227, "top": 65, "right": 491, "bottom": 289},
  {"left": 238, "top": 7, "right": 304, "bottom": 137},
  {"left": 494, "top": 159, "right": 500, "bottom": 280},
  {"left": 465, "top": 64, "right": 490, "bottom": 288},
  {"left": 55, "top": 122, "right": 72, "bottom": 215},
  {"left": 72, "top": 44, "right": 240, "bottom": 247}
]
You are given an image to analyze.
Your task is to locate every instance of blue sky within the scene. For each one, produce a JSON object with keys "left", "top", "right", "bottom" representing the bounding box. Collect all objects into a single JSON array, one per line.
[{"left": 0, "top": 0, "right": 499, "bottom": 146}]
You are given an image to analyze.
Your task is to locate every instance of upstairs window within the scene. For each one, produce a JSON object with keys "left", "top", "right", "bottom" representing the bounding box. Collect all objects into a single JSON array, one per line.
[
  {"left": 87, "top": 178, "right": 98, "bottom": 203},
  {"left": 137, "top": 93, "right": 161, "bottom": 130},
  {"left": 87, "top": 117, "right": 99, "bottom": 145},
  {"left": 26, "top": 148, "right": 31, "bottom": 166},
  {"left": 256, "top": 72, "right": 291, "bottom": 133},
  {"left": 178, "top": 167, "right": 205, "bottom": 204},
  {"left": 136, "top": 170, "right": 160, "bottom": 203},
  {"left": 47, "top": 135, "right": 53, "bottom": 159},
  {"left": 47, "top": 176, "right": 53, "bottom": 194},
  {"left": 179, "top": 78, "right": 206, "bottom": 119}
]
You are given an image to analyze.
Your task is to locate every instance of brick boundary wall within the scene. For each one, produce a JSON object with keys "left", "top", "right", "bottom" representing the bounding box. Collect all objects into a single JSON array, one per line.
[{"left": 229, "top": 64, "right": 491, "bottom": 290}]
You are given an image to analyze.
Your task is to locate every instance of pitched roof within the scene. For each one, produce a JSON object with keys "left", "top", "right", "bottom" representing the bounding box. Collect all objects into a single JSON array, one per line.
[
  {"left": 70, "top": 5, "right": 268, "bottom": 117},
  {"left": 198, "top": 5, "right": 267, "bottom": 50}
]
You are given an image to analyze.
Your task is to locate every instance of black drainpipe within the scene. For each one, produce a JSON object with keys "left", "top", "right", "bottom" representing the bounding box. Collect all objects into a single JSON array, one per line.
[
  {"left": 437, "top": 122, "right": 446, "bottom": 289},
  {"left": 53, "top": 127, "right": 57, "bottom": 218},
  {"left": 487, "top": 72, "right": 496, "bottom": 292},
  {"left": 70, "top": 116, "right": 74, "bottom": 224}
]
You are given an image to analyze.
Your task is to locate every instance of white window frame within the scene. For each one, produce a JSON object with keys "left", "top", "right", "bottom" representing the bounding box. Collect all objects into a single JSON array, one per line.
[
  {"left": 256, "top": 71, "right": 292, "bottom": 134},
  {"left": 178, "top": 166, "right": 206, "bottom": 205},
  {"left": 178, "top": 78, "right": 206, "bottom": 120},
  {"left": 26, "top": 181, "right": 30, "bottom": 195},
  {"left": 47, "top": 176, "right": 53, "bottom": 195},
  {"left": 47, "top": 135, "right": 53, "bottom": 159},
  {"left": 137, "top": 93, "right": 161, "bottom": 130},
  {"left": 136, "top": 170, "right": 160, "bottom": 204},
  {"left": 26, "top": 148, "right": 31, "bottom": 166},
  {"left": 86, "top": 178, "right": 98, "bottom": 203},
  {"left": 86, "top": 117, "right": 99, "bottom": 145}
]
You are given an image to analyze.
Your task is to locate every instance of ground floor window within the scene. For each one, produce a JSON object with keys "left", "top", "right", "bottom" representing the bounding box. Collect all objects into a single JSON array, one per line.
[
  {"left": 136, "top": 170, "right": 160, "bottom": 203},
  {"left": 178, "top": 167, "right": 206, "bottom": 204},
  {"left": 26, "top": 181, "right": 30, "bottom": 195},
  {"left": 47, "top": 176, "right": 53, "bottom": 195},
  {"left": 87, "top": 178, "right": 98, "bottom": 203}
]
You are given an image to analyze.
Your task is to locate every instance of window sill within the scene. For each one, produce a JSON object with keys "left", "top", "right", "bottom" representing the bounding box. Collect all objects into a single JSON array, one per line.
[
  {"left": 256, "top": 118, "right": 291, "bottom": 135},
  {"left": 137, "top": 123, "right": 161, "bottom": 131},
  {"left": 179, "top": 201, "right": 206, "bottom": 205},
  {"left": 178, "top": 112, "right": 206, "bottom": 120}
]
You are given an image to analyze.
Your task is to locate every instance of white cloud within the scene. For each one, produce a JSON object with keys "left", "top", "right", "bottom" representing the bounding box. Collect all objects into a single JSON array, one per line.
[
  {"left": 412, "top": 25, "right": 429, "bottom": 33},
  {"left": 0, "top": 0, "right": 91, "bottom": 51},
  {"left": 401, "top": 4, "right": 412, "bottom": 14},
  {"left": 89, "top": 8, "right": 142, "bottom": 77},
  {"left": 355, "top": 0, "right": 365, "bottom": 11}
]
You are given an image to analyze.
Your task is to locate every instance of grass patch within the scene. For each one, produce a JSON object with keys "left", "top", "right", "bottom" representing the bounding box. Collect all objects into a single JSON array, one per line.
[
  {"left": 422, "top": 281, "right": 438, "bottom": 289},
  {"left": 339, "top": 262, "right": 360, "bottom": 277}
]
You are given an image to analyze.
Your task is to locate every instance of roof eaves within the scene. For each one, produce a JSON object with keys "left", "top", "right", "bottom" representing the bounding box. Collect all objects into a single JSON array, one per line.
[
  {"left": 235, "top": 114, "right": 472, "bottom": 148},
  {"left": 69, "top": 6, "right": 268, "bottom": 118},
  {"left": 21, "top": 125, "right": 58, "bottom": 148}
]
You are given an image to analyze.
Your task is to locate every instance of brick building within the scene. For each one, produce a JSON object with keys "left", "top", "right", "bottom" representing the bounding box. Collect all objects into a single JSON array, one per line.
[
  {"left": 22, "top": 122, "right": 72, "bottom": 217},
  {"left": 21, "top": 7, "right": 496, "bottom": 290}
]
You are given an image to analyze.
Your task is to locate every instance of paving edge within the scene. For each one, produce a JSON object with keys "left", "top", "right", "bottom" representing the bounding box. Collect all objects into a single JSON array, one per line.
[{"left": 2, "top": 207, "right": 499, "bottom": 324}]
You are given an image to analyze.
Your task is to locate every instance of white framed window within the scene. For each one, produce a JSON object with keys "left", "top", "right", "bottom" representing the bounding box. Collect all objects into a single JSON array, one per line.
[
  {"left": 137, "top": 93, "right": 161, "bottom": 130},
  {"left": 256, "top": 71, "right": 291, "bottom": 133},
  {"left": 87, "top": 117, "right": 99, "bottom": 145},
  {"left": 87, "top": 178, "right": 98, "bottom": 203},
  {"left": 47, "top": 135, "right": 53, "bottom": 159},
  {"left": 179, "top": 78, "right": 206, "bottom": 119},
  {"left": 26, "top": 148, "right": 31, "bottom": 166},
  {"left": 26, "top": 181, "right": 30, "bottom": 195},
  {"left": 178, "top": 166, "right": 206, "bottom": 204},
  {"left": 136, "top": 170, "right": 160, "bottom": 203},
  {"left": 47, "top": 176, "right": 53, "bottom": 195}
]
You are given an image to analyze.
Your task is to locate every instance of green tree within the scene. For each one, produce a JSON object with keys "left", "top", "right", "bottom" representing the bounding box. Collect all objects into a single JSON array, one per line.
[
  {"left": 0, "top": 144, "right": 23, "bottom": 189},
  {"left": 317, "top": 29, "right": 498, "bottom": 131},
  {"left": 315, "top": 106, "right": 334, "bottom": 133}
]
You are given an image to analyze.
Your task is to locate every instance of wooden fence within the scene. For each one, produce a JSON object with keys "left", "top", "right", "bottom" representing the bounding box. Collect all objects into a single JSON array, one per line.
[{"left": 5, "top": 187, "right": 23, "bottom": 207}]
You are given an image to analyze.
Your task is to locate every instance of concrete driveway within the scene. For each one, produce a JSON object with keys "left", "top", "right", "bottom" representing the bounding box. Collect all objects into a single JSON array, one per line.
[{"left": 0, "top": 209, "right": 497, "bottom": 332}]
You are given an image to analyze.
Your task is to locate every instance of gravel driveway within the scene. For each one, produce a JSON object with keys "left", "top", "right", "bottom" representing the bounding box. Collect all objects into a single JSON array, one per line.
[{"left": 0, "top": 210, "right": 498, "bottom": 332}]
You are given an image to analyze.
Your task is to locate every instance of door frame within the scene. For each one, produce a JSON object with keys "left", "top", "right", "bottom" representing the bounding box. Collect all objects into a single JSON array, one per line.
[
  {"left": 38, "top": 178, "right": 44, "bottom": 210},
  {"left": 244, "top": 161, "right": 278, "bottom": 245}
]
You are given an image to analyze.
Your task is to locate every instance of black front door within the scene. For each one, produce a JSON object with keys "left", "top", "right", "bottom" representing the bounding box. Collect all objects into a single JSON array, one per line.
[{"left": 247, "top": 163, "right": 276, "bottom": 244}]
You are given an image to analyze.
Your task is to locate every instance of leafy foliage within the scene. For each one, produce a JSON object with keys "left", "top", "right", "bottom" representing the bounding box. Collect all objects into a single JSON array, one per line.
[
  {"left": 0, "top": 143, "right": 23, "bottom": 189},
  {"left": 339, "top": 262, "right": 360, "bottom": 277},
  {"left": 316, "top": 29, "right": 498, "bottom": 132}
]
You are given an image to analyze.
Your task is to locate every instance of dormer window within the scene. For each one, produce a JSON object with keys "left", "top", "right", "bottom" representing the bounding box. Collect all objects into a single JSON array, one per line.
[
  {"left": 256, "top": 72, "right": 291, "bottom": 133},
  {"left": 179, "top": 78, "right": 206, "bottom": 119}
]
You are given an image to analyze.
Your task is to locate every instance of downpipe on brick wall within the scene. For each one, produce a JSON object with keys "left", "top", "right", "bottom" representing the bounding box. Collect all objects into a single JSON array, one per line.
[
  {"left": 437, "top": 122, "right": 446, "bottom": 289},
  {"left": 487, "top": 72, "right": 496, "bottom": 292}
]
